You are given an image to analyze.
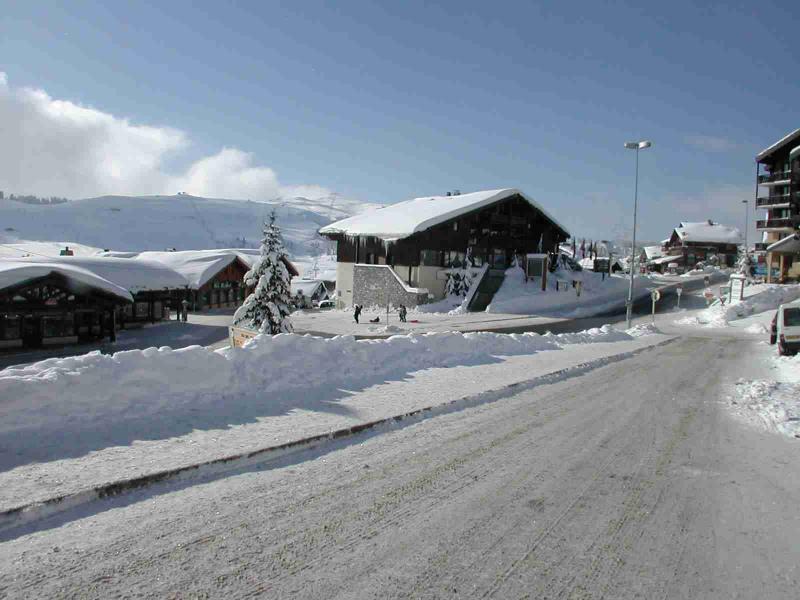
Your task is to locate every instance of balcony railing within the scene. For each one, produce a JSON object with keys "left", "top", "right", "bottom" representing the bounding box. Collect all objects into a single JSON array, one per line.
[
  {"left": 756, "top": 217, "right": 798, "bottom": 230},
  {"left": 756, "top": 193, "right": 792, "bottom": 208},
  {"left": 758, "top": 171, "right": 794, "bottom": 184}
]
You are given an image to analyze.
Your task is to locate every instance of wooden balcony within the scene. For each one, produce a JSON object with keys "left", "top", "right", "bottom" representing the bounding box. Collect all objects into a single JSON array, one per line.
[
  {"left": 758, "top": 171, "right": 794, "bottom": 184},
  {"left": 755, "top": 217, "right": 798, "bottom": 230},
  {"left": 756, "top": 193, "right": 793, "bottom": 208}
]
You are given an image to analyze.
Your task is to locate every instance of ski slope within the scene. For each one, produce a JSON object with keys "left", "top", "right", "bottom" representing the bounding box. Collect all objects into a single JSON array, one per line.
[{"left": 0, "top": 193, "right": 373, "bottom": 258}]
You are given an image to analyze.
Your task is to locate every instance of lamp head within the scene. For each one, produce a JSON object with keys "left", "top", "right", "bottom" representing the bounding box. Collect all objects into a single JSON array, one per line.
[{"left": 625, "top": 140, "right": 652, "bottom": 150}]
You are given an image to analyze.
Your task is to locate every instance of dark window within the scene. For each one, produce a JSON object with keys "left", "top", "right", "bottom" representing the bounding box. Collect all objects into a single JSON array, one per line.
[
  {"left": 1, "top": 315, "right": 21, "bottom": 340},
  {"left": 784, "top": 308, "right": 800, "bottom": 327},
  {"left": 419, "top": 250, "right": 439, "bottom": 266}
]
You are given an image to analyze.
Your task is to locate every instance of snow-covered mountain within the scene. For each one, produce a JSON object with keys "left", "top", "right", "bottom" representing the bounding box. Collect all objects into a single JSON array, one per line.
[{"left": 0, "top": 193, "right": 373, "bottom": 259}]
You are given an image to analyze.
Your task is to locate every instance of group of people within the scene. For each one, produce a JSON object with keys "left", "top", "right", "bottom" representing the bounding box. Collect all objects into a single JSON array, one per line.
[{"left": 352, "top": 304, "right": 408, "bottom": 324}]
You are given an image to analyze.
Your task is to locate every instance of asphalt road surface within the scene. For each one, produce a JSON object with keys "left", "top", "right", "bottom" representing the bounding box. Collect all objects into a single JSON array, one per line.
[{"left": 2, "top": 336, "right": 798, "bottom": 599}]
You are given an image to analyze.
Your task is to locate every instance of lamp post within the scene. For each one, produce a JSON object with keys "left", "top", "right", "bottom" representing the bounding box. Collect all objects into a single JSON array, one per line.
[
  {"left": 741, "top": 199, "right": 749, "bottom": 254},
  {"left": 624, "top": 140, "right": 652, "bottom": 329}
]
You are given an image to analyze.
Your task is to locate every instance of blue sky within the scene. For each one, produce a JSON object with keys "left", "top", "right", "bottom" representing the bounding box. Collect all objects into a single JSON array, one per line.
[{"left": 2, "top": 0, "right": 798, "bottom": 240}]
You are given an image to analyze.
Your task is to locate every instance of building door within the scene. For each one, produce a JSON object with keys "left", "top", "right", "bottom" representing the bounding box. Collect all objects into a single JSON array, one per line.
[{"left": 22, "top": 315, "right": 42, "bottom": 348}]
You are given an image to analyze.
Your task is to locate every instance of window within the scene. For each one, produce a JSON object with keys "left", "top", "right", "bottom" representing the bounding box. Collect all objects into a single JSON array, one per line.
[
  {"left": 0, "top": 315, "right": 21, "bottom": 340},
  {"left": 42, "top": 315, "right": 74, "bottom": 338},
  {"left": 135, "top": 302, "right": 149, "bottom": 318},
  {"left": 784, "top": 308, "right": 800, "bottom": 327},
  {"left": 453, "top": 221, "right": 459, "bottom": 232},
  {"left": 419, "top": 250, "right": 439, "bottom": 266},
  {"left": 442, "top": 251, "right": 466, "bottom": 268}
]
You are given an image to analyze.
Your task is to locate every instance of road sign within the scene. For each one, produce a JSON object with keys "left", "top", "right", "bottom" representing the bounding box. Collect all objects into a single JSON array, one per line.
[{"left": 650, "top": 289, "right": 661, "bottom": 324}]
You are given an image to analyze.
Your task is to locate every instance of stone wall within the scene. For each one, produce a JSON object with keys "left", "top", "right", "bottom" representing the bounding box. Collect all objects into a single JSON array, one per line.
[{"left": 353, "top": 264, "right": 429, "bottom": 307}]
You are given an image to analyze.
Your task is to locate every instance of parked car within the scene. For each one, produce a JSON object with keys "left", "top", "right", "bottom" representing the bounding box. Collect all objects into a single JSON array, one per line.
[
  {"left": 317, "top": 299, "right": 335, "bottom": 310},
  {"left": 775, "top": 300, "right": 800, "bottom": 356}
]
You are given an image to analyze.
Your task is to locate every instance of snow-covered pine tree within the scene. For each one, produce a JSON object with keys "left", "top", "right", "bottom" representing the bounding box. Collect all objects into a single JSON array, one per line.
[
  {"left": 444, "top": 249, "right": 475, "bottom": 297},
  {"left": 233, "top": 211, "right": 294, "bottom": 334}
]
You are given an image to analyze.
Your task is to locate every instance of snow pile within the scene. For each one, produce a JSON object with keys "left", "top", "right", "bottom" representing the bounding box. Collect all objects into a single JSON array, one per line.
[
  {"left": 486, "top": 265, "right": 653, "bottom": 317},
  {"left": 684, "top": 283, "right": 800, "bottom": 327},
  {"left": 731, "top": 378, "right": 800, "bottom": 438},
  {"left": 625, "top": 323, "right": 662, "bottom": 337},
  {"left": 0, "top": 326, "right": 654, "bottom": 440},
  {"left": 745, "top": 323, "right": 769, "bottom": 334}
]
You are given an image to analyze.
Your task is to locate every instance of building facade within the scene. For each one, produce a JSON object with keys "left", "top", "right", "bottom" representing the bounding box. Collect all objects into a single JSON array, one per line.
[
  {"left": 756, "top": 128, "right": 800, "bottom": 282},
  {"left": 662, "top": 221, "right": 742, "bottom": 270},
  {"left": 319, "top": 189, "right": 570, "bottom": 308}
]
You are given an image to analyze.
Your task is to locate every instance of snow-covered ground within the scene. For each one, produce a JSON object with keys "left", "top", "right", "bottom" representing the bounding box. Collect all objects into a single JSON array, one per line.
[
  {"left": 675, "top": 283, "right": 800, "bottom": 328},
  {"left": 728, "top": 340, "right": 800, "bottom": 439},
  {"left": 0, "top": 324, "right": 669, "bottom": 511},
  {"left": 486, "top": 265, "right": 657, "bottom": 317},
  {"left": 0, "top": 193, "right": 371, "bottom": 278}
]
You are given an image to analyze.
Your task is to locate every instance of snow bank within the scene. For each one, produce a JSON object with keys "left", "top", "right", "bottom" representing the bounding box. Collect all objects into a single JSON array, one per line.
[
  {"left": 731, "top": 379, "right": 800, "bottom": 439},
  {"left": 486, "top": 265, "right": 653, "bottom": 317},
  {"left": 683, "top": 283, "right": 800, "bottom": 327},
  {"left": 0, "top": 325, "right": 651, "bottom": 442}
]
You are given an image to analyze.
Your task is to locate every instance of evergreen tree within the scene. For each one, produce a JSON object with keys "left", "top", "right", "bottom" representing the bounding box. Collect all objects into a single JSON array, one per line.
[
  {"left": 444, "top": 249, "right": 475, "bottom": 297},
  {"left": 233, "top": 211, "right": 294, "bottom": 334}
]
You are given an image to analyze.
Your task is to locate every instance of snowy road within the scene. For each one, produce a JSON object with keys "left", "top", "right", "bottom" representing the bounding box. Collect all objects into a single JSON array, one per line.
[{"left": 2, "top": 336, "right": 799, "bottom": 598}]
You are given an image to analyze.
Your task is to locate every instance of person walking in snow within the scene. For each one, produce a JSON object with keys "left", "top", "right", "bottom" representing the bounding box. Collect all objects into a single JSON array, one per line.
[
  {"left": 181, "top": 298, "right": 189, "bottom": 322},
  {"left": 399, "top": 304, "right": 407, "bottom": 323},
  {"left": 353, "top": 304, "right": 362, "bottom": 324}
]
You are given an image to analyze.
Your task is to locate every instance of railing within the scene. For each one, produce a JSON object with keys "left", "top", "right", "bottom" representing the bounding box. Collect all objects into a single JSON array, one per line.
[
  {"left": 758, "top": 171, "right": 793, "bottom": 184},
  {"left": 755, "top": 217, "right": 797, "bottom": 229},
  {"left": 756, "top": 193, "right": 792, "bottom": 207}
]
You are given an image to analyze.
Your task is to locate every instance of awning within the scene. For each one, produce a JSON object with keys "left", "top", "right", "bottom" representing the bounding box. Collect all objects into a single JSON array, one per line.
[{"left": 767, "top": 233, "right": 800, "bottom": 254}]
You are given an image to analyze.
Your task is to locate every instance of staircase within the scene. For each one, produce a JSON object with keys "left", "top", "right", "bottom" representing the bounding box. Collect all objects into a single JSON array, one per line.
[{"left": 467, "top": 268, "right": 506, "bottom": 312}]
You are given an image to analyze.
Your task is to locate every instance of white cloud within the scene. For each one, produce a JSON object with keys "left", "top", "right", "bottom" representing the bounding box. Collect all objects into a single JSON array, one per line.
[
  {"left": 684, "top": 135, "right": 739, "bottom": 153},
  {"left": 0, "top": 73, "right": 332, "bottom": 200}
]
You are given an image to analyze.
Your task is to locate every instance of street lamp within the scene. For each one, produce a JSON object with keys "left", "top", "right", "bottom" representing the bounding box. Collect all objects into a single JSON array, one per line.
[
  {"left": 624, "top": 140, "right": 652, "bottom": 329},
  {"left": 741, "top": 199, "right": 749, "bottom": 254}
]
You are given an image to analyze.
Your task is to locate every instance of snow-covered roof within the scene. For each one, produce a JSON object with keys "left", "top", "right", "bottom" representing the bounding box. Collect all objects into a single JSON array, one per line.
[
  {"left": 319, "top": 188, "right": 569, "bottom": 241},
  {"left": 650, "top": 254, "right": 681, "bottom": 265},
  {"left": 643, "top": 245, "right": 664, "bottom": 260},
  {"left": 767, "top": 233, "right": 800, "bottom": 254},
  {"left": 100, "top": 248, "right": 277, "bottom": 289},
  {"left": 130, "top": 250, "right": 250, "bottom": 289},
  {"left": 0, "top": 260, "right": 132, "bottom": 302},
  {"left": 8, "top": 256, "right": 189, "bottom": 293},
  {"left": 673, "top": 221, "right": 743, "bottom": 245},
  {"left": 291, "top": 279, "right": 327, "bottom": 297},
  {"left": 756, "top": 128, "right": 800, "bottom": 162}
]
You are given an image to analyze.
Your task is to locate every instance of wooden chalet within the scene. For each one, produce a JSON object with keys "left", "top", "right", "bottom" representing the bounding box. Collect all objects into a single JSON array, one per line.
[
  {"left": 319, "top": 188, "right": 570, "bottom": 308},
  {"left": 663, "top": 221, "right": 743, "bottom": 269},
  {"left": 0, "top": 262, "right": 132, "bottom": 349}
]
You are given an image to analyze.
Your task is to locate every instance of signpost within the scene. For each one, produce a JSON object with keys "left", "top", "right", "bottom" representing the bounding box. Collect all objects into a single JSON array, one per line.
[
  {"left": 729, "top": 274, "right": 745, "bottom": 305},
  {"left": 676, "top": 283, "right": 683, "bottom": 309},
  {"left": 651, "top": 289, "right": 661, "bottom": 324}
]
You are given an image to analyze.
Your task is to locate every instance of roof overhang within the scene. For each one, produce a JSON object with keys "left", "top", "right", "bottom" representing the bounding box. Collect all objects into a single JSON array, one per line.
[
  {"left": 766, "top": 233, "right": 800, "bottom": 254},
  {"left": 756, "top": 128, "right": 800, "bottom": 162}
]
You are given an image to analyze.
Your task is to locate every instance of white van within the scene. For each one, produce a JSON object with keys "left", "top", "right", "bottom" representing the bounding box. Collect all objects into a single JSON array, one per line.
[{"left": 776, "top": 299, "right": 800, "bottom": 356}]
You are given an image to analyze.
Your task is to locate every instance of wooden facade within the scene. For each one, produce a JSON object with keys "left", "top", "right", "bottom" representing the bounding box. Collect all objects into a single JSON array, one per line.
[
  {"left": 0, "top": 272, "right": 129, "bottom": 349},
  {"left": 327, "top": 193, "right": 568, "bottom": 278},
  {"left": 664, "top": 232, "right": 739, "bottom": 268}
]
